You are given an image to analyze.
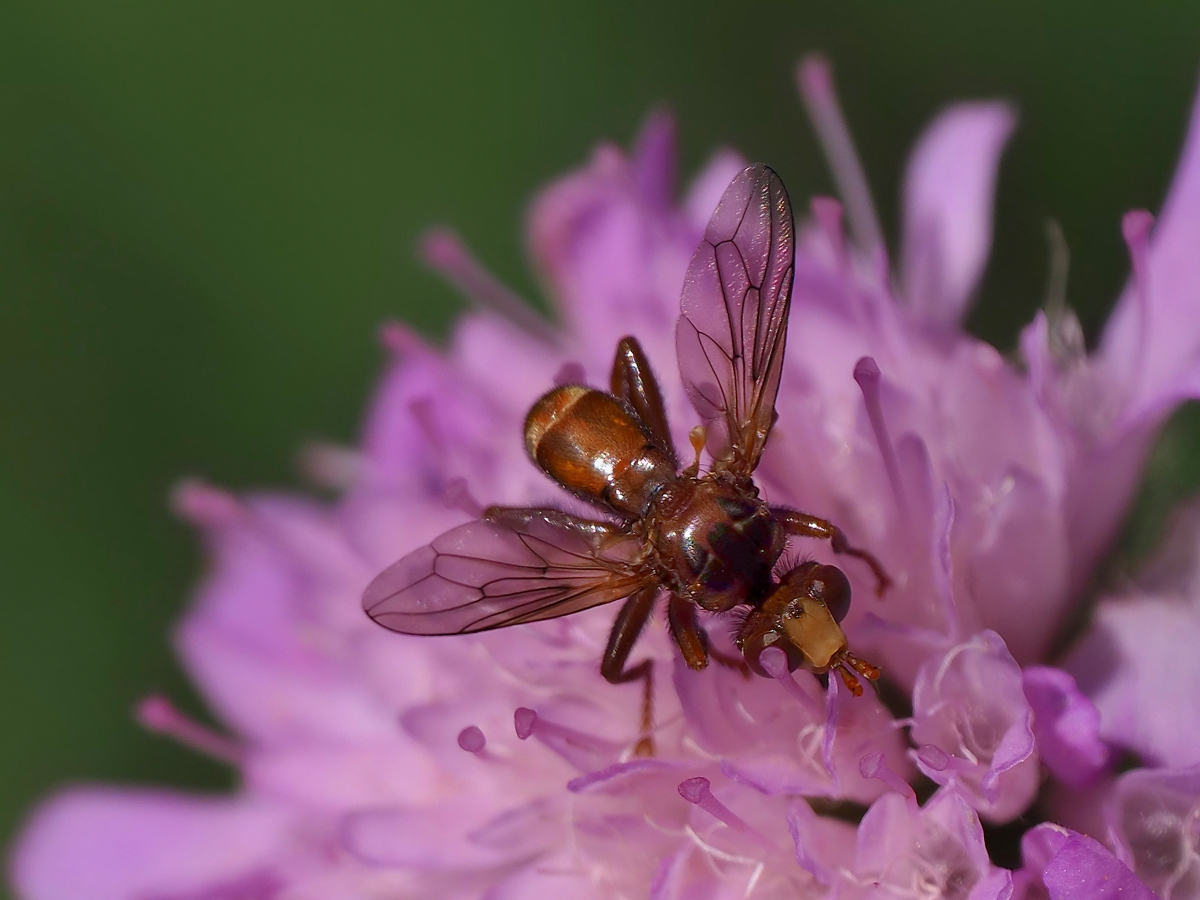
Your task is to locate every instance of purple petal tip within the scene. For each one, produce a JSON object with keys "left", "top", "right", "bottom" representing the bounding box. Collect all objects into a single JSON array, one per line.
[
  {"left": 513, "top": 707, "right": 537, "bottom": 740},
  {"left": 456, "top": 725, "right": 486, "bottom": 753},
  {"left": 677, "top": 776, "right": 711, "bottom": 805},
  {"left": 171, "top": 479, "right": 240, "bottom": 525},
  {"left": 1121, "top": 209, "right": 1155, "bottom": 244},
  {"left": 797, "top": 54, "right": 833, "bottom": 98},
  {"left": 917, "top": 744, "right": 950, "bottom": 771},
  {"left": 853, "top": 356, "right": 881, "bottom": 385}
]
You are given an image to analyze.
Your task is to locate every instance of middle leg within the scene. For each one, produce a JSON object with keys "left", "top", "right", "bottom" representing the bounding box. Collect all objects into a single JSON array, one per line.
[{"left": 773, "top": 508, "right": 891, "bottom": 595}]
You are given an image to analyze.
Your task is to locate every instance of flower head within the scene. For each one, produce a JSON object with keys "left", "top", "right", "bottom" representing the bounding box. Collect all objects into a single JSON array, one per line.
[{"left": 12, "top": 54, "right": 1200, "bottom": 900}]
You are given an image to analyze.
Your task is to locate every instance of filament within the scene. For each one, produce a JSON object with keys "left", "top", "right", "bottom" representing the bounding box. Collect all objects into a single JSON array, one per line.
[
  {"left": 419, "top": 227, "right": 558, "bottom": 345},
  {"left": 136, "top": 695, "right": 242, "bottom": 766},
  {"left": 1121, "top": 209, "right": 1155, "bottom": 397},
  {"left": 796, "top": 55, "right": 884, "bottom": 256},
  {"left": 853, "top": 357, "right": 908, "bottom": 520},
  {"left": 456, "top": 725, "right": 487, "bottom": 754}
]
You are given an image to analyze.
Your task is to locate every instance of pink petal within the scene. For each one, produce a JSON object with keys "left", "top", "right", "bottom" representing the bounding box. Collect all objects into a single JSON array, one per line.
[
  {"left": 1107, "top": 766, "right": 1200, "bottom": 896},
  {"left": 1022, "top": 665, "right": 1109, "bottom": 788},
  {"left": 9, "top": 788, "right": 291, "bottom": 900},
  {"left": 911, "top": 631, "right": 1039, "bottom": 822},
  {"left": 1065, "top": 594, "right": 1200, "bottom": 767},
  {"left": 901, "top": 102, "right": 1017, "bottom": 326},
  {"left": 1042, "top": 833, "right": 1156, "bottom": 900},
  {"left": 1100, "top": 72, "right": 1200, "bottom": 423}
]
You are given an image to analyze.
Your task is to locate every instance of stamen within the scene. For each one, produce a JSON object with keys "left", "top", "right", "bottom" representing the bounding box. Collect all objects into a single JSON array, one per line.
[
  {"left": 408, "top": 397, "right": 444, "bottom": 452},
  {"left": 810, "top": 196, "right": 848, "bottom": 272},
  {"left": 853, "top": 357, "right": 908, "bottom": 519},
  {"left": 136, "top": 695, "right": 242, "bottom": 766},
  {"left": 1041, "top": 220, "right": 1087, "bottom": 367},
  {"left": 514, "top": 707, "right": 538, "bottom": 740},
  {"left": 859, "top": 750, "right": 917, "bottom": 803},
  {"left": 297, "top": 441, "right": 361, "bottom": 491},
  {"left": 513, "top": 707, "right": 620, "bottom": 771},
  {"left": 456, "top": 725, "right": 487, "bottom": 754},
  {"left": 796, "top": 54, "right": 884, "bottom": 256},
  {"left": 442, "top": 477, "right": 484, "bottom": 517},
  {"left": 759, "top": 647, "right": 823, "bottom": 718},
  {"left": 632, "top": 107, "right": 677, "bottom": 209},
  {"left": 171, "top": 479, "right": 241, "bottom": 527},
  {"left": 1122, "top": 209, "right": 1155, "bottom": 393},
  {"left": 378, "top": 320, "right": 428, "bottom": 356},
  {"left": 419, "top": 227, "right": 558, "bottom": 345},
  {"left": 554, "top": 361, "right": 587, "bottom": 386},
  {"left": 916, "top": 743, "right": 950, "bottom": 772},
  {"left": 677, "top": 777, "right": 749, "bottom": 835}
]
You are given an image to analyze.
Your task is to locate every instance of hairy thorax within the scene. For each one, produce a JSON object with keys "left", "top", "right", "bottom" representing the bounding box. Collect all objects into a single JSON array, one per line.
[{"left": 647, "top": 475, "right": 785, "bottom": 612}]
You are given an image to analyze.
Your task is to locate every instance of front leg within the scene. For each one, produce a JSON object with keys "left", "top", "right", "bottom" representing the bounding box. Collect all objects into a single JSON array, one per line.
[
  {"left": 773, "top": 508, "right": 891, "bottom": 596},
  {"left": 601, "top": 585, "right": 659, "bottom": 756},
  {"left": 668, "top": 595, "right": 751, "bottom": 677}
]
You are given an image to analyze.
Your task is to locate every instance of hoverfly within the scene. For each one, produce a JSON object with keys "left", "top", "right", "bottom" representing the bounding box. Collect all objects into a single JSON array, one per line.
[{"left": 363, "top": 164, "right": 887, "bottom": 733}]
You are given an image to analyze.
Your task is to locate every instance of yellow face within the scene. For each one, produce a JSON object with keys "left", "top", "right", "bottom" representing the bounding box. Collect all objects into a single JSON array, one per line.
[{"left": 781, "top": 595, "right": 849, "bottom": 673}]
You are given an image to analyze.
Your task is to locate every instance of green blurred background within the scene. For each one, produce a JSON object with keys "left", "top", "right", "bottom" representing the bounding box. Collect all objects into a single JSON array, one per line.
[{"left": 3, "top": 0, "right": 1200, "bottom": 885}]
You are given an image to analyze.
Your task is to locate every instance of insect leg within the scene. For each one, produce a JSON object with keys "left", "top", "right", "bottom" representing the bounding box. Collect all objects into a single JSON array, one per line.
[
  {"left": 668, "top": 596, "right": 752, "bottom": 677},
  {"left": 601, "top": 585, "right": 659, "bottom": 756},
  {"left": 772, "top": 508, "right": 891, "bottom": 596},
  {"left": 667, "top": 594, "right": 708, "bottom": 670}
]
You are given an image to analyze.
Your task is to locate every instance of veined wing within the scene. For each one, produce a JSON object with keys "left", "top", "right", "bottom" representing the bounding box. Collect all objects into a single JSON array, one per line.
[
  {"left": 676, "top": 164, "right": 795, "bottom": 475},
  {"left": 362, "top": 509, "right": 649, "bottom": 635}
]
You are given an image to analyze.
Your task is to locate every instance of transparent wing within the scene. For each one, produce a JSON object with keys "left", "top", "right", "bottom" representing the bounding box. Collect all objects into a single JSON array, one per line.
[
  {"left": 676, "top": 164, "right": 795, "bottom": 475},
  {"left": 362, "top": 509, "right": 649, "bottom": 635}
]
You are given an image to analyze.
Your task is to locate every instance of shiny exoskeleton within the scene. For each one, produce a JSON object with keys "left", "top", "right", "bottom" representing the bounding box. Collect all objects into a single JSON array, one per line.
[
  {"left": 526, "top": 376, "right": 786, "bottom": 615},
  {"left": 362, "top": 165, "right": 889, "bottom": 755},
  {"left": 520, "top": 336, "right": 885, "bottom": 698}
]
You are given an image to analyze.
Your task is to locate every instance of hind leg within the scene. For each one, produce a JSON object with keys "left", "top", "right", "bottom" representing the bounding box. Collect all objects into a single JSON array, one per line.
[{"left": 601, "top": 586, "right": 659, "bottom": 756}]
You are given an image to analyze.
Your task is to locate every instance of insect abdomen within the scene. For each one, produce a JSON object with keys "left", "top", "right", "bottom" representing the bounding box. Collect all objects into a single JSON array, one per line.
[{"left": 524, "top": 386, "right": 674, "bottom": 518}]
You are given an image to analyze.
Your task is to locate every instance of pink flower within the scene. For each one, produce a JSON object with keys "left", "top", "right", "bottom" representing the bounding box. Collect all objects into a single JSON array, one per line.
[{"left": 12, "top": 54, "right": 1200, "bottom": 899}]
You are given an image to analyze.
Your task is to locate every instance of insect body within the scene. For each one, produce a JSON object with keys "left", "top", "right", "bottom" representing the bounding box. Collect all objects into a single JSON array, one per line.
[{"left": 363, "top": 164, "right": 887, "bottom": 723}]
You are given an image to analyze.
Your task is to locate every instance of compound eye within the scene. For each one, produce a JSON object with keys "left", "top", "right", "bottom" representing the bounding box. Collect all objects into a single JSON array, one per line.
[{"left": 812, "top": 565, "right": 852, "bottom": 623}]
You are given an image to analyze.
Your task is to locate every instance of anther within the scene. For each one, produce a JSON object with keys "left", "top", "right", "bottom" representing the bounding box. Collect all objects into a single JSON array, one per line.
[
  {"left": 378, "top": 320, "right": 428, "bottom": 356},
  {"left": 916, "top": 743, "right": 951, "bottom": 772},
  {"left": 811, "top": 196, "right": 849, "bottom": 272},
  {"left": 853, "top": 357, "right": 908, "bottom": 520},
  {"left": 796, "top": 55, "right": 884, "bottom": 256},
  {"left": 632, "top": 107, "right": 676, "bottom": 209},
  {"left": 457, "top": 725, "right": 487, "bottom": 754},
  {"left": 419, "top": 227, "right": 558, "bottom": 345},
  {"left": 298, "top": 441, "right": 361, "bottom": 491},
  {"left": 171, "top": 480, "right": 242, "bottom": 527},
  {"left": 513, "top": 707, "right": 620, "bottom": 771},
  {"left": 759, "top": 647, "right": 823, "bottom": 718},
  {"left": 514, "top": 707, "right": 538, "bottom": 740},
  {"left": 442, "top": 477, "right": 484, "bottom": 517},
  {"left": 1122, "top": 209, "right": 1155, "bottom": 392},
  {"left": 136, "top": 695, "right": 243, "bottom": 766},
  {"left": 860, "top": 750, "right": 917, "bottom": 804},
  {"left": 677, "top": 777, "right": 750, "bottom": 835}
]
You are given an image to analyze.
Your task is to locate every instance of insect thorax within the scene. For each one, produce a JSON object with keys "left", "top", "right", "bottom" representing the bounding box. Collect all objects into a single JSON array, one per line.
[{"left": 648, "top": 476, "right": 784, "bottom": 612}]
